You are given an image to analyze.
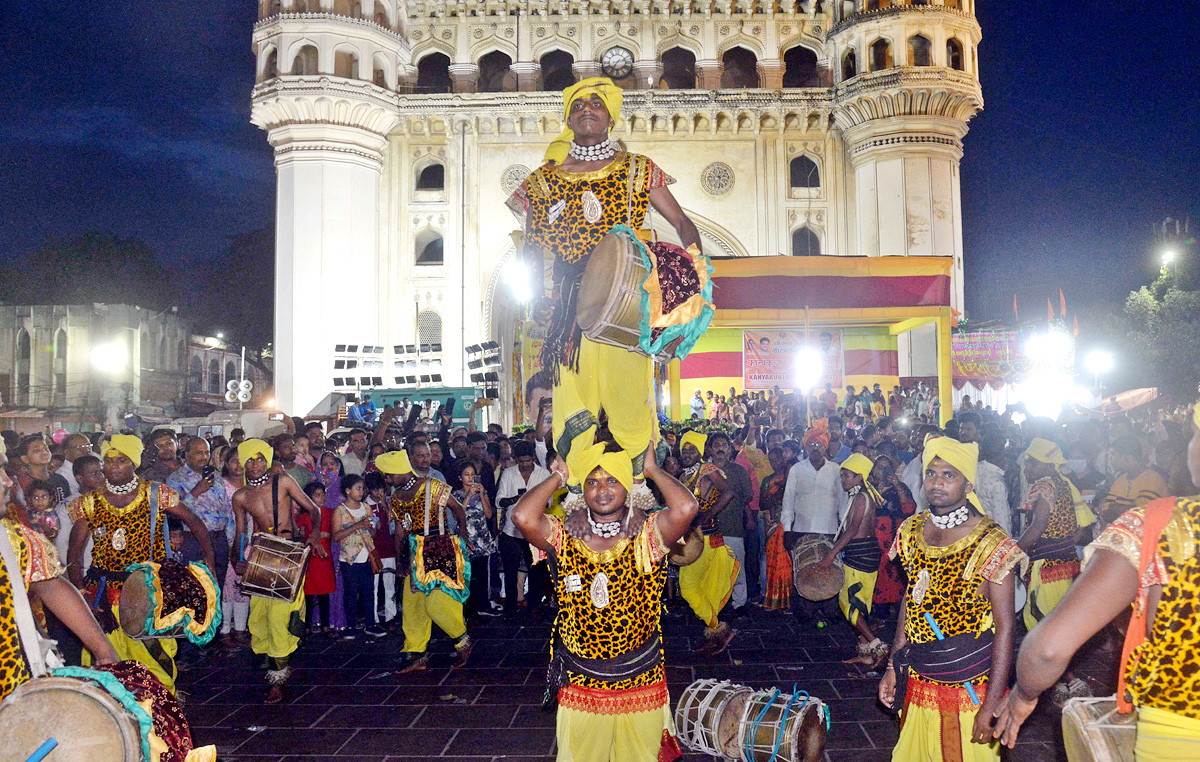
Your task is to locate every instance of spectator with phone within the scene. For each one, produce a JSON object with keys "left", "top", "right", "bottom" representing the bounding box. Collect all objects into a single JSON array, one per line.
[{"left": 167, "top": 436, "right": 233, "bottom": 588}]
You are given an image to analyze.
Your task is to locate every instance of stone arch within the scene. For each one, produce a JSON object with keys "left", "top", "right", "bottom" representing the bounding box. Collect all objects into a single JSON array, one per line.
[
  {"left": 791, "top": 225, "right": 822, "bottom": 256},
  {"left": 946, "top": 37, "right": 965, "bottom": 70},
  {"left": 781, "top": 43, "right": 820, "bottom": 87},
  {"left": 414, "top": 157, "right": 445, "bottom": 192},
  {"left": 654, "top": 35, "right": 703, "bottom": 60},
  {"left": 414, "top": 228, "right": 444, "bottom": 266},
  {"left": 789, "top": 154, "right": 821, "bottom": 188},
  {"left": 539, "top": 49, "right": 576, "bottom": 91},
  {"left": 259, "top": 45, "right": 279, "bottom": 82},
  {"left": 372, "top": 52, "right": 394, "bottom": 88},
  {"left": 290, "top": 42, "right": 320, "bottom": 75},
  {"left": 530, "top": 36, "right": 582, "bottom": 63},
  {"left": 14, "top": 329, "right": 30, "bottom": 406},
  {"left": 842, "top": 48, "right": 858, "bottom": 80},
  {"left": 334, "top": 43, "right": 361, "bottom": 79},
  {"left": 468, "top": 39, "right": 518, "bottom": 65},
  {"left": 52, "top": 328, "right": 67, "bottom": 406},
  {"left": 720, "top": 46, "right": 760, "bottom": 88},
  {"left": 716, "top": 35, "right": 766, "bottom": 60},
  {"left": 159, "top": 334, "right": 168, "bottom": 369},
  {"left": 478, "top": 49, "right": 515, "bottom": 93},
  {"left": 207, "top": 358, "right": 221, "bottom": 394},
  {"left": 908, "top": 34, "right": 933, "bottom": 66},
  {"left": 412, "top": 38, "right": 456, "bottom": 62},
  {"left": 869, "top": 37, "right": 893, "bottom": 71},
  {"left": 660, "top": 46, "right": 697, "bottom": 89},
  {"left": 415, "top": 51, "right": 452, "bottom": 93},
  {"left": 225, "top": 361, "right": 238, "bottom": 387},
  {"left": 417, "top": 310, "right": 443, "bottom": 346},
  {"left": 649, "top": 210, "right": 750, "bottom": 258},
  {"left": 189, "top": 356, "right": 203, "bottom": 392}
]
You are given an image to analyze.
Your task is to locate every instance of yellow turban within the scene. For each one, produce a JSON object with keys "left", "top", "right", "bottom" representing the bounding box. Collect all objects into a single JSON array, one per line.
[
  {"left": 1193, "top": 404, "right": 1199, "bottom": 430},
  {"left": 575, "top": 444, "right": 634, "bottom": 493},
  {"left": 680, "top": 431, "right": 707, "bottom": 458},
  {"left": 840, "top": 453, "right": 883, "bottom": 506},
  {"left": 1025, "top": 438, "right": 1095, "bottom": 528},
  {"left": 102, "top": 434, "right": 143, "bottom": 469},
  {"left": 238, "top": 439, "right": 274, "bottom": 469},
  {"left": 374, "top": 450, "right": 413, "bottom": 475},
  {"left": 545, "top": 77, "right": 623, "bottom": 164},
  {"left": 922, "top": 436, "right": 983, "bottom": 513}
]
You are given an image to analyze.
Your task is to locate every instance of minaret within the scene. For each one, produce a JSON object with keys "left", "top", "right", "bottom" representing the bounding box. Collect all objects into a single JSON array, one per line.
[
  {"left": 250, "top": 0, "right": 408, "bottom": 415},
  {"left": 829, "top": 0, "right": 983, "bottom": 312}
]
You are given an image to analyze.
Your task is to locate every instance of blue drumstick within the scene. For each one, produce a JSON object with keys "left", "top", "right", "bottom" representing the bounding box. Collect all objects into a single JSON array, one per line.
[
  {"left": 24, "top": 739, "right": 58, "bottom": 762},
  {"left": 923, "top": 612, "right": 981, "bottom": 705}
]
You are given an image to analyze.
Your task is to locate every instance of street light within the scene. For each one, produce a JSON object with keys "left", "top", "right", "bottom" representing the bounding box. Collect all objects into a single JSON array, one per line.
[
  {"left": 1162, "top": 249, "right": 1177, "bottom": 266},
  {"left": 501, "top": 259, "right": 533, "bottom": 304},
  {"left": 90, "top": 340, "right": 128, "bottom": 374},
  {"left": 1084, "top": 350, "right": 1114, "bottom": 392}
]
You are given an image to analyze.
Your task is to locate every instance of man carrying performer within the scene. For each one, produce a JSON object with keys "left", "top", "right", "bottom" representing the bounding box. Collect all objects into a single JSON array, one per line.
[
  {"left": 818, "top": 453, "right": 887, "bottom": 667},
  {"left": 231, "top": 438, "right": 324, "bottom": 704},
  {"left": 993, "top": 405, "right": 1200, "bottom": 760},
  {"left": 67, "top": 434, "right": 215, "bottom": 692},
  {"left": 675, "top": 432, "right": 739, "bottom": 655},
  {"left": 514, "top": 439, "right": 697, "bottom": 762},
  {"left": 375, "top": 450, "right": 473, "bottom": 674},
  {"left": 507, "top": 77, "right": 706, "bottom": 499},
  {"left": 879, "top": 437, "right": 1025, "bottom": 762}
]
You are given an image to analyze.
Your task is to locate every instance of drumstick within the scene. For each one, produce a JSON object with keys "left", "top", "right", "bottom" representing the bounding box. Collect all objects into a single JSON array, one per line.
[
  {"left": 922, "top": 612, "right": 981, "bottom": 706},
  {"left": 23, "top": 739, "right": 58, "bottom": 762}
]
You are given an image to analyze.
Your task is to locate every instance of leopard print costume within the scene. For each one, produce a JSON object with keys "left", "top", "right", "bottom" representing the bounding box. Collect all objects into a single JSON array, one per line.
[
  {"left": 547, "top": 514, "right": 670, "bottom": 690},
  {"left": 71, "top": 482, "right": 174, "bottom": 586},
  {"left": 682, "top": 463, "right": 722, "bottom": 535},
  {"left": 890, "top": 513, "right": 1026, "bottom": 686},
  {"left": 389, "top": 479, "right": 452, "bottom": 536},
  {"left": 1090, "top": 497, "right": 1200, "bottom": 719},
  {"left": 0, "top": 519, "right": 64, "bottom": 701}
]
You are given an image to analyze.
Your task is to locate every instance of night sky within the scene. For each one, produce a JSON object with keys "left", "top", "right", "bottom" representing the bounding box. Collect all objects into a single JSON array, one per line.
[{"left": 1, "top": 2, "right": 1196, "bottom": 322}]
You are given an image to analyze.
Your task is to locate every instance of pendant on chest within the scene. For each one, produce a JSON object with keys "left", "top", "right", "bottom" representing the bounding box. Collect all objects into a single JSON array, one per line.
[
  {"left": 911, "top": 568, "right": 931, "bottom": 605},
  {"left": 581, "top": 190, "right": 603, "bottom": 224},
  {"left": 590, "top": 571, "right": 610, "bottom": 609},
  {"left": 111, "top": 527, "right": 127, "bottom": 552}
]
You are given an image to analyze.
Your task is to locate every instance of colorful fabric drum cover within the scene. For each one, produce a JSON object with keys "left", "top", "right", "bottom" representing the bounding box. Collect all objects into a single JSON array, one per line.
[
  {"left": 120, "top": 560, "right": 222, "bottom": 645},
  {"left": 408, "top": 534, "right": 471, "bottom": 602}
]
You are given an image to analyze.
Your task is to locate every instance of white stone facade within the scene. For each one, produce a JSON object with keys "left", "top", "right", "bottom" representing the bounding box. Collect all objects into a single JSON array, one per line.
[{"left": 252, "top": 0, "right": 982, "bottom": 419}]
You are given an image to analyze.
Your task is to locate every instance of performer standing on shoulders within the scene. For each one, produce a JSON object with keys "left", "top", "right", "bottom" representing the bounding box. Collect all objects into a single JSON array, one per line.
[
  {"left": 514, "top": 440, "right": 697, "bottom": 762},
  {"left": 68, "top": 434, "right": 215, "bottom": 692},
  {"left": 231, "top": 439, "right": 325, "bottom": 704},
  {"left": 507, "top": 77, "right": 704, "bottom": 497},
  {"left": 880, "top": 437, "right": 1025, "bottom": 762},
  {"left": 994, "top": 405, "right": 1200, "bottom": 760}
]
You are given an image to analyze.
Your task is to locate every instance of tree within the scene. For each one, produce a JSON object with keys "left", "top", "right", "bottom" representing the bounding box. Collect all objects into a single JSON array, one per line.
[{"left": 1106, "top": 271, "right": 1200, "bottom": 401}]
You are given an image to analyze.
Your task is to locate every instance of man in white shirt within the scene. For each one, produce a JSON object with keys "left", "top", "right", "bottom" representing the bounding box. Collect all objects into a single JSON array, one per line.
[
  {"left": 974, "top": 429, "right": 1011, "bottom": 535},
  {"left": 690, "top": 389, "right": 707, "bottom": 420},
  {"left": 780, "top": 431, "right": 844, "bottom": 625},
  {"left": 901, "top": 424, "right": 933, "bottom": 513},
  {"left": 341, "top": 429, "right": 369, "bottom": 476},
  {"left": 495, "top": 441, "right": 551, "bottom": 616},
  {"left": 56, "top": 433, "right": 93, "bottom": 499}
]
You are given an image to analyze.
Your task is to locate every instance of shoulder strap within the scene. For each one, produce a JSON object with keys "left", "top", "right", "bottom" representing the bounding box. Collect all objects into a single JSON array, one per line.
[
  {"left": 423, "top": 478, "right": 433, "bottom": 536},
  {"left": 1116, "top": 496, "right": 1177, "bottom": 713},
  {"left": 272, "top": 475, "right": 280, "bottom": 534},
  {"left": 0, "top": 524, "right": 62, "bottom": 677},
  {"left": 149, "top": 483, "right": 168, "bottom": 561}
]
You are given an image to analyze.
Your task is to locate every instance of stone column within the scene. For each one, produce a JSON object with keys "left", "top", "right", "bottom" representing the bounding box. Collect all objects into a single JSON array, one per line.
[
  {"left": 511, "top": 62, "right": 540, "bottom": 92},
  {"left": 696, "top": 60, "right": 723, "bottom": 90},
  {"left": 632, "top": 60, "right": 664, "bottom": 89},
  {"left": 572, "top": 61, "right": 602, "bottom": 80},
  {"left": 449, "top": 63, "right": 479, "bottom": 93},
  {"left": 758, "top": 59, "right": 784, "bottom": 89}
]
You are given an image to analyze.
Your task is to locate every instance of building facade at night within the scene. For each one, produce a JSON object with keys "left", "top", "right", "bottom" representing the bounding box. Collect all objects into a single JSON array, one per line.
[{"left": 251, "top": 0, "right": 983, "bottom": 420}]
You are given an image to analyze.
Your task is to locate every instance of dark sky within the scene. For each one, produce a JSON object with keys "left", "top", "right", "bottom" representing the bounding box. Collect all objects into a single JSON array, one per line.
[{"left": 1, "top": 2, "right": 1196, "bottom": 322}]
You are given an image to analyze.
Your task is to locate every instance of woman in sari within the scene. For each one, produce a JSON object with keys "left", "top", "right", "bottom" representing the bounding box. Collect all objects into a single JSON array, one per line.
[{"left": 760, "top": 447, "right": 792, "bottom": 611}]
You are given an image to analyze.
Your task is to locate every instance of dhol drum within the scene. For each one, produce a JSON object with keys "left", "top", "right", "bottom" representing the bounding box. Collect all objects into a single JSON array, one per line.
[
  {"left": 791, "top": 536, "right": 844, "bottom": 602},
  {"left": 668, "top": 527, "right": 704, "bottom": 567},
  {"left": 119, "top": 560, "right": 221, "bottom": 645},
  {"left": 735, "top": 688, "right": 829, "bottom": 762},
  {"left": 1061, "top": 696, "right": 1136, "bottom": 762},
  {"left": 675, "top": 679, "right": 754, "bottom": 759},
  {"left": 576, "top": 229, "right": 707, "bottom": 362},
  {"left": 239, "top": 533, "right": 311, "bottom": 601},
  {"left": 0, "top": 677, "right": 143, "bottom": 762}
]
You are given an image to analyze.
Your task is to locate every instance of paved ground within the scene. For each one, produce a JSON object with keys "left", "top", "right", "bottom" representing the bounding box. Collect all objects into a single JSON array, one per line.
[{"left": 183, "top": 600, "right": 1095, "bottom": 762}]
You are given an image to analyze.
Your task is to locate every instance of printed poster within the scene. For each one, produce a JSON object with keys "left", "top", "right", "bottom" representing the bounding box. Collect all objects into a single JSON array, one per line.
[{"left": 743, "top": 329, "right": 844, "bottom": 391}]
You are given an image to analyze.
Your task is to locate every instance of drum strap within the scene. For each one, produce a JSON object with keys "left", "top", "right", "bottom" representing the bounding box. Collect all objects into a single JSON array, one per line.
[
  {"left": 272, "top": 475, "right": 280, "bottom": 537},
  {"left": 890, "top": 631, "right": 993, "bottom": 714},
  {"left": 149, "top": 482, "right": 170, "bottom": 561},
  {"left": 0, "top": 525, "right": 64, "bottom": 678},
  {"left": 1116, "top": 496, "right": 1177, "bottom": 714}
]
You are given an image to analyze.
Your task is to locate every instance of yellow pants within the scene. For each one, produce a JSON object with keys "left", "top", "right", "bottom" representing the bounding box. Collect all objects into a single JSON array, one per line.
[
  {"left": 401, "top": 578, "right": 466, "bottom": 653},
  {"left": 839, "top": 565, "right": 877, "bottom": 627},
  {"left": 1023, "top": 559, "right": 1076, "bottom": 630},
  {"left": 83, "top": 598, "right": 178, "bottom": 692},
  {"left": 556, "top": 683, "right": 675, "bottom": 762},
  {"left": 248, "top": 593, "right": 305, "bottom": 667},
  {"left": 552, "top": 337, "right": 655, "bottom": 482},
  {"left": 678, "top": 537, "right": 738, "bottom": 629},
  {"left": 894, "top": 678, "right": 999, "bottom": 762},
  {"left": 1133, "top": 707, "right": 1200, "bottom": 762}
]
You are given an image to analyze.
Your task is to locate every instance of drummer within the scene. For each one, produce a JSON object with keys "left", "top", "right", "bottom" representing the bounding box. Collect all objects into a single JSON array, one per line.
[
  {"left": 67, "top": 434, "right": 215, "bottom": 692},
  {"left": 513, "top": 440, "right": 697, "bottom": 762},
  {"left": 507, "top": 77, "right": 702, "bottom": 503},
  {"left": 879, "top": 437, "right": 1024, "bottom": 762},
  {"left": 994, "top": 405, "right": 1200, "bottom": 760},
  {"left": 231, "top": 438, "right": 325, "bottom": 704},
  {"left": 675, "top": 432, "right": 739, "bottom": 655}
]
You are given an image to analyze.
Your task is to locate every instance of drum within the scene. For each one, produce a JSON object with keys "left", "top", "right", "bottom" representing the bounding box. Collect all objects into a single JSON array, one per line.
[
  {"left": 119, "top": 560, "right": 221, "bottom": 644},
  {"left": 239, "top": 533, "right": 311, "bottom": 601},
  {"left": 791, "top": 536, "right": 844, "bottom": 601},
  {"left": 0, "top": 677, "right": 142, "bottom": 762},
  {"left": 735, "top": 688, "right": 829, "bottom": 762},
  {"left": 675, "top": 679, "right": 754, "bottom": 759},
  {"left": 1061, "top": 696, "right": 1136, "bottom": 762},
  {"left": 668, "top": 527, "right": 704, "bottom": 567}
]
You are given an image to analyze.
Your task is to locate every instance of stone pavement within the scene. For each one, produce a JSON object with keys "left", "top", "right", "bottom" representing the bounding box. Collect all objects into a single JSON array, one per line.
[{"left": 184, "top": 601, "right": 1089, "bottom": 762}]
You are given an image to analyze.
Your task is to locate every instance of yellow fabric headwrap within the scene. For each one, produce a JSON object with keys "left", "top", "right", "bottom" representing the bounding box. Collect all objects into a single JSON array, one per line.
[
  {"left": 1193, "top": 404, "right": 1199, "bottom": 430},
  {"left": 545, "top": 77, "right": 623, "bottom": 164},
  {"left": 238, "top": 439, "right": 274, "bottom": 469},
  {"left": 840, "top": 453, "right": 883, "bottom": 506},
  {"left": 101, "top": 434, "right": 144, "bottom": 469},
  {"left": 374, "top": 450, "right": 413, "bottom": 475},
  {"left": 922, "top": 436, "right": 983, "bottom": 513},
  {"left": 575, "top": 444, "right": 634, "bottom": 493},
  {"left": 1024, "top": 438, "right": 1095, "bottom": 528},
  {"left": 680, "top": 431, "right": 707, "bottom": 458}
]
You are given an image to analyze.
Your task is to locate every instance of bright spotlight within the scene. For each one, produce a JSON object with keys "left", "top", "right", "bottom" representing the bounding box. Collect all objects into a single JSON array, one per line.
[
  {"left": 502, "top": 259, "right": 533, "bottom": 304},
  {"left": 1162, "top": 249, "right": 1177, "bottom": 265},
  {"left": 1019, "top": 370, "right": 1072, "bottom": 419},
  {"left": 794, "top": 346, "right": 823, "bottom": 391},
  {"left": 90, "top": 341, "right": 127, "bottom": 374},
  {"left": 267, "top": 397, "right": 276, "bottom": 408},
  {"left": 1024, "top": 330, "right": 1071, "bottom": 361},
  {"left": 1072, "top": 386, "right": 1096, "bottom": 406},
  {"left": 1084, "top": 350, "right": 1114, "bottom": 375}
]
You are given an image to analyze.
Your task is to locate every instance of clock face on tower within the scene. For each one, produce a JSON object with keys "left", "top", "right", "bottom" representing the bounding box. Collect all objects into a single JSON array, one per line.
[{"left": 601, "top": 47, "right": 634, "bottom": 79}]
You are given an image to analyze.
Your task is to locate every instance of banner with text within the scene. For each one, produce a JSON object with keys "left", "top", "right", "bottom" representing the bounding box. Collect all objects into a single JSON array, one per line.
[
  {"left": 743, "top": 329, "right": 844, "bottom": 391},
  {"left": 952, "top": 330, "right": 1019, "bottom": 381}
]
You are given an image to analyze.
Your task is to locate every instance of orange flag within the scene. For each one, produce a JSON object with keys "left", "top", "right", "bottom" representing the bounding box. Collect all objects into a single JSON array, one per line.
[
  {"left": 1073, "top": 315, "right": 1080, "bottom": 337},
  {"left": 1047, "top": 298, "right": 1054, "bottom": 322},
  {"left": 1060, "top": 289, "right": 1067, "bottom": 317},
  {"left": 1012, "top": 294, "right": 1019, "bottom": 322}
]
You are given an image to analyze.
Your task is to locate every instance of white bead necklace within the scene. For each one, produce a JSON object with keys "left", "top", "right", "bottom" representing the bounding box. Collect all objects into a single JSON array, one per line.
[
  {"left": 246, "top": 474, "right": 270, "bottom": 487},
  {"left": 105, "top": 478, "right": 138, "bottom": 495},
  {"left": 587, "top": 508, "right": 623, "bottom": 538},
  {"left": 929, "top": 505, "right": 970, "bottom": 529},
  {"left": 569, "top": 139, "right": 617, "bottom": 162}
]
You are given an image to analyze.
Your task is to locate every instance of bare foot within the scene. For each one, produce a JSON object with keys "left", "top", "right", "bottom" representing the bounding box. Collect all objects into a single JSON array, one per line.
[{"left": 264, "top": 684, "right": 284, "bottom": 704}]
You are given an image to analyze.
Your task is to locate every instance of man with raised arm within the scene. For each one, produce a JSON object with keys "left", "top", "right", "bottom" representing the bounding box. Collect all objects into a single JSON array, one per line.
[
  {"left": 231, "top": 438, "right": 325, "bottom": 704},
  {"left": 514, "top": 440, "right": 697, "bottom": 762}
]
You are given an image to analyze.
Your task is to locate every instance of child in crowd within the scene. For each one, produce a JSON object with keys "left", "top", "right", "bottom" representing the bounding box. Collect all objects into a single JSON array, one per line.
[
  {"left": 300, "top": 480, "right": 337, "bottom": 635},
  {"left": 332, "top": 475, "right": 385, "bottom": 639}
]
